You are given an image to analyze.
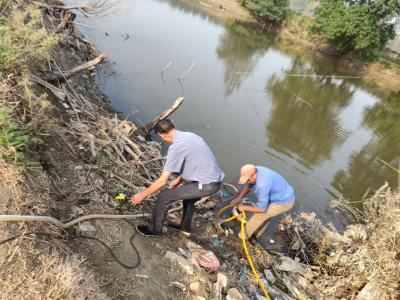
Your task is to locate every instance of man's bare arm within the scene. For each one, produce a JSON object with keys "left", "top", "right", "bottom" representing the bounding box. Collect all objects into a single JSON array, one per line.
[
  {"left": 236, "top": 204, "right": 264, "bottom": 213},
  {"left": 230, "top": 185, "right": 252, "bottom": 206},
  {"left": 169, "top": 176, "right": 183, "bottom": 189}
]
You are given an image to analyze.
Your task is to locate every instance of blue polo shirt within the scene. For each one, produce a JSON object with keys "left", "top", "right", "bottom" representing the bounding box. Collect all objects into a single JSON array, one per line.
[
  {"left": 249, "top": 166, "right": 294, "bottom": 211},
  {"left": 163, "top": 130, "right": 224, "bottom": 184}
]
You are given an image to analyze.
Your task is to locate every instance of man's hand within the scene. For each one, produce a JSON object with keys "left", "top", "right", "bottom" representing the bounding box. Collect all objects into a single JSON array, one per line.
[
  {"left": 231, "top": 198, "right": 242, "bottom": 206},
  {"left": 169, "top": 176, "right": 182, "bottom": 189},
  {"left": 131, "top": 192, "right": 145, "bottom": 206}
]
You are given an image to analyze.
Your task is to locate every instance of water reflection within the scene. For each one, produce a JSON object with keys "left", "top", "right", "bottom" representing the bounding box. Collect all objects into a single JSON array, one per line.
[
  {"left": 266, "top": 60, "right": 354, "bottom": 168},
  {"left": 217, "top": 21, "right": 273, "bottom": 96},
  {"left": 332, "top": 92, "right": 400, "bottom": 203}
]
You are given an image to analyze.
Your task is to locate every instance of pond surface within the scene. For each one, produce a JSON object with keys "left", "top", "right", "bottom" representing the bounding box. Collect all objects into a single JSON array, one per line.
[{"left": 75, "top": 0, "right": 399, "bottom": 238}]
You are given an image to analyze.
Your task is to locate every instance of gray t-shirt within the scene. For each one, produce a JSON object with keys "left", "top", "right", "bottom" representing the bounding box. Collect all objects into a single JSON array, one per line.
[{"left": 163, "top": 130, "right": 224, "bottom": 184}]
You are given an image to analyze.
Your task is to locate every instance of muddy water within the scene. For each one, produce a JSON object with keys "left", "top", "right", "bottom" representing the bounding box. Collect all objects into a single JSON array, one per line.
[{"left": 75, "top": 0, "right": 399, "bottom": 239}]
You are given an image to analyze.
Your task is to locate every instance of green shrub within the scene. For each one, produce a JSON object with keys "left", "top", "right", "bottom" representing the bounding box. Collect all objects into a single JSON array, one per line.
[
  {"left": 313, "top": 0, "right": 400, "bottom": 55},
  {"left": 241, "top": 0, "right": 289, "bottom": 23}
]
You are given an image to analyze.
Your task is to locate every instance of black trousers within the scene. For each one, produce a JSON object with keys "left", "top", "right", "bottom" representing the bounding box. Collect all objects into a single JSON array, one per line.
[{"left": 150, "top": 181, "right": 221, "bottom": 233}]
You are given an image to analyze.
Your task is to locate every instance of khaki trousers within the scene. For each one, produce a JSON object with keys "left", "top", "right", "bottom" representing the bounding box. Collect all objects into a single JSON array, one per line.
[{"left": 243, "top": 201, "right": 295, "bottom": 240}]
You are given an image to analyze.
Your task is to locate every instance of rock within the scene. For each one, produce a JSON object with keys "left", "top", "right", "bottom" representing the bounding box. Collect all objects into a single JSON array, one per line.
[
  {"left": 77, "top": 222, "right": 96, "bottom": 236},
  {"left": 202, "top": 211, "right": 213, "bottom": 218},
  {"left": 169, "top": 281, "right": 187, "bottom": 292},
  {"left": 258, "top": 281, "right": 296, "bottom": 300},
  {"left": 165, "top": 251, "right": 194, "bottom": 275},
  {"left": 135, "top": 273, "right": 149, "bottom": 279},
  {"left": 165, "top": 251, "right": 180, "bottom": 261},
  {"left": 275, "top": 256, "right": 305, "bottom": 275},
  {"left": 214, "top": 273, "right": 228, "bottom": 299},
  {"left": 71, "top": 206, "right": 84, "bottom": 216},
  {"left": 176, "top": 255, "right": 194, "bottom": 275},
  {"left": 178, "top": 247, "right": 187, "bottom": 257},
  {"left": 187, "top": 241, "right": 202, "bottom": 251},
  {"left": 355, "top": 282, "right": 389, "bottom": 300},
  {"left": 226, "top": 288, "right": 243, "bottom": 300},
  {"left": 94, "top": 178, "right": 104, "bottom": 188},
  {"left": 264, "top": 269, "right": 276, "bottom": 284},
  {"left": 205, "top": 199, "right": 218, "bottom": 209},
  {"left": 216, "top": 272, "right": 228, "bottom": 289}
]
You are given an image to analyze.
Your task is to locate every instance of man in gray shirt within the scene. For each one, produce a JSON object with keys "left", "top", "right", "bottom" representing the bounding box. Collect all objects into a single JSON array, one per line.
[{"left": 131, "top": 119, "right": 224, "bottom": 236}]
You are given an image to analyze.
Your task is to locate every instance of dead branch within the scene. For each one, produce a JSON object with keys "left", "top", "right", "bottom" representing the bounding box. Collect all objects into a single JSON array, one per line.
[
  {"left": 46, "top": 53, "right": 107, "bottom": 82},
  {"left": 143, "top": 97, "right": 184, "bottom": 135},
  {"left": 56, "top": 11, "right": 76, "bottom": 33},
  {"left": 31, "top": 75, "right": 66, "bottom": 102}
]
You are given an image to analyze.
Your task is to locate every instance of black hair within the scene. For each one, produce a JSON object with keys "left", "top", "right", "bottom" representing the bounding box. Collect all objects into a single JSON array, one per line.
[{"left": 154, "top": 119, "right": 175, "bottom": 134}]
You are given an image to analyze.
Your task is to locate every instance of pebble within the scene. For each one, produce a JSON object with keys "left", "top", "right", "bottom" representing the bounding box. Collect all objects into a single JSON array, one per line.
[
  {"left": 164, "top": 251, "right": 194, "bottom": 275},
  {"left": 169, "top": 281, "right": 186, "bottom": 292},
  {"left": 226, "top": 288, "right": 243, "bottom": 300},
  {"left": 77, "top": 222, "right": 96, "bottom": 236},
  {"left": 264, "top": 269, "right": 276, "bottom": 284}
]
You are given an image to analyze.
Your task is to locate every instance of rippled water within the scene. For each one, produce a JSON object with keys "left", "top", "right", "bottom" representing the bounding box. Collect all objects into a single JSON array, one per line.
[{"left": 74, "top": 0, "right": 400, "bottom": 237}]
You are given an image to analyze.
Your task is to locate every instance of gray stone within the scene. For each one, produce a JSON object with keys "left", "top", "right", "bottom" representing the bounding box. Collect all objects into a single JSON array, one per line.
[
  {"left": 226, "top": 288, "right": 243, "bottom": 300},
  {"left": 178, "top": 247, "right": 187, "bottom": 257},
  {"left": 71, "top": 206, "right": 84, "bottom": 216},
  {"left": 169, "top": 281, "right": 186, "bottom": 291},
  {"left": 187, "top": 241, "right": 202, "bottom": 251},
  {"left": 355, "top": 282, "right": 388, "bottom": 300},
  {"left": 264, "top": 269, "right": 276, "bottom": 284},
  {"left": 202, "top": 211, "right": 213, "bottom": 218},
  {"left": 165, "top": 251, "right": 193, "bottom": 275},
  {"left": 165, "top": 250, "right": 180, "bottom": 261},
  {"left": 94, "top": 178, "right": 104, "bottom": 188},
  {"left": 275, "top": 256, "right": 305, "bottom": 275},
  {"left": 176, "top": 255, "right": 194, "bottom": 275},
  {"left": 77, "top": 222, "right": 96, "bottom": 236}
]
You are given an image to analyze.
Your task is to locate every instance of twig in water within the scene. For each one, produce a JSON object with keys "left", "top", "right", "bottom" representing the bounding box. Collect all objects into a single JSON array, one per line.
[
  {"left": 234, "top": 72, "right": 361, "bottom": 79},
  {"left": 287, "top": 74, "right": 361, "bottom": 79},
  {"left": 288, "top": 90, "right": 313, "bottom": 107},
  {"left": 161, "top": 62, "right": 172, "bottom": 74},
  {"left": 178, "top": 62, "right": 196, "bottom": 80},
  {"left": 161, "top": 61, "right": 172, "bottom": 85},
  {"left": 377, "top": 157, "right": 400, "bottom": 174}
]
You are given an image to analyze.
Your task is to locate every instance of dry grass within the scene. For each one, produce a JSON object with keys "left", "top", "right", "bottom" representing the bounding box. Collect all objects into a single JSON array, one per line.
[
  {"left": 0, "top": 237, "right": 108, "bottom": 300},
  {"left": 283, "top": 186, "right": 400, "bottom": 298},
  {"left": 0, "top": 154, "right": 110, "bottom": 299}
]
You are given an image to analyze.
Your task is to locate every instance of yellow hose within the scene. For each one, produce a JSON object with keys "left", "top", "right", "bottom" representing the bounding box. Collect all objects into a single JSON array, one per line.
[
  {"left": 240, "top": 211, "right": 271, "bottom": 300},
  {"left": 216, "top": 204, "right": 271, "bottom": 300}
]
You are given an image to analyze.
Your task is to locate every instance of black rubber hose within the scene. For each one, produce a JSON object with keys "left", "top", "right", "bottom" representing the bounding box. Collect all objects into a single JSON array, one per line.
[{"left": 0, "top": 220, "right": 141, "bottom": 269}]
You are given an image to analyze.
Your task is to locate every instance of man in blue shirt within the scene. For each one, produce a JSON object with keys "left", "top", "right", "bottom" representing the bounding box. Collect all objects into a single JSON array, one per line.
[
  {"left": 232, "top": 164, "right": 295, "bottom": 240},
  {"left": 131, "top": 119, "right": 224, "bottom": 237}
]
